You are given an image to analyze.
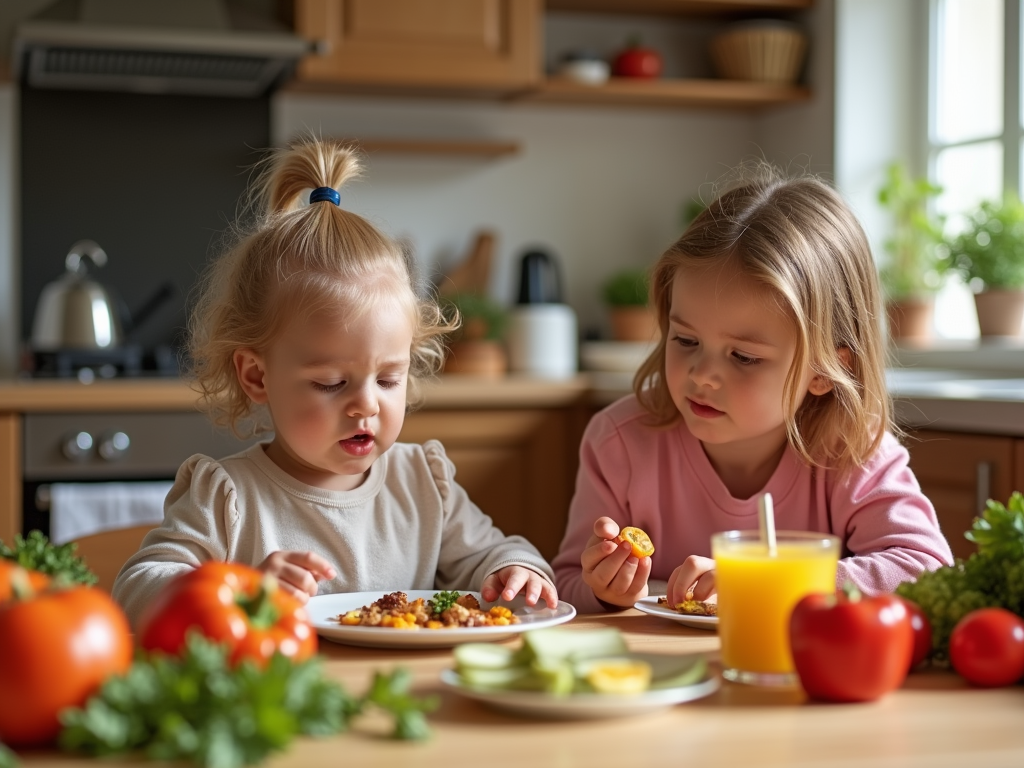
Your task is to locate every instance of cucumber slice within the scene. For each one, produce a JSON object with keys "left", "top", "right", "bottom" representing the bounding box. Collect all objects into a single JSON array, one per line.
[
  {"left": 530, "top": 658, "right": 575, "bottom": 696},
  {"left": 459, "top": 666, "right": 531, "bottom": 688},
  {"left": 520, "top": 628, "right": 629, "bottom": 666},
  {"left": 453, "top": 642, "right": 516, "bottom": 670},
  {"left": 648, "top": 657, "right": 708, "bottom": 690}
]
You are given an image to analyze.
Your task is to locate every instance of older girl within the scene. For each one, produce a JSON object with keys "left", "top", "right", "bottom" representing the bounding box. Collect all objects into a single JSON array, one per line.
[{"left": 552, "top": 165, "right": 953, "bottom": 614}]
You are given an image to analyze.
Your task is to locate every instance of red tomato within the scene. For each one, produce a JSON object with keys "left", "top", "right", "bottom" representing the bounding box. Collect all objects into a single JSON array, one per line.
[
  {"left": 137, "top": 561, "right": 317, "bottom": 667},
  {"left": 949, "top": 608, "right": 1024, "bottom": 687},
  {"left": 612, "top": 44, "right": 663, "bottom": 78},
  {"left": 0, "top": 577, "right": 132, "bottom": 747},
  {"left": 901, "top": 598, "right": 933, "bottom": 669},
  {"left": 789, "top": 586, "right": 913, "bottom": 702}
]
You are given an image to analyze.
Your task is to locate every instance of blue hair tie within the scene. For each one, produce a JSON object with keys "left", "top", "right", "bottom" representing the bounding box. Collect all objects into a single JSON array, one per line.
[{"left": 309, "top": 186, "right": 340, "bottom": 205}]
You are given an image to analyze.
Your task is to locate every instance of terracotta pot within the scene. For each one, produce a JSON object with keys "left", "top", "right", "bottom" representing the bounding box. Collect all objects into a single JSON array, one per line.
[
  {"left": 609, "top": 306, "right": 659, "bottom": 342},
  {"left": 443, "top": 340, "right": 507, "bottom": 376},
  {"left": 885, "top": 298, "right": 933, "bottom": 346},
  {"left": 974, "top": 289, "right": 1024, "bottom": 338}
]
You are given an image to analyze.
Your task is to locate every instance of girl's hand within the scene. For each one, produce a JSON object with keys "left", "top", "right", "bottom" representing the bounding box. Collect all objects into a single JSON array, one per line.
[
  {"left": 481, "top": 566, "right": 558, "bottom": 609},
  {"left": 257, "top": 550, "right": 337, "bottom": 603},
  {"left": 581, "top": 516, "right": 652, "bottom": 609},
  {"left": 667, "top": 556, "right": 717, "bottom": 606}
]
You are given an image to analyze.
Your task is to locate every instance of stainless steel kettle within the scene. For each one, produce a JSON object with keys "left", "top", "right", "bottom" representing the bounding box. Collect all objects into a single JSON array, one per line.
[{"left": 31, "top": 240, "right": 124, "bottom": 350}]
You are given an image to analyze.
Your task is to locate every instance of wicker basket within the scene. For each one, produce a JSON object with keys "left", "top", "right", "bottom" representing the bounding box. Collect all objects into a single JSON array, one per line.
[{"left": 710, "top": 22, "right": 807, "bottom": 84}]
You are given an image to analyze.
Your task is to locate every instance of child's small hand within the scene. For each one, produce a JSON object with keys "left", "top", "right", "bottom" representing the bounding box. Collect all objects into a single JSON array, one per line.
[
  {"left": 581, "top": 516, "right": 652, "bottom": 608},
  {"left": 667, "top": 556, "right": 716, "bottom": 607},
  {"left": 481, "top": 566, "right": 558, "bottom": 609},
  {"left": 258, "top": 550, "right": 337, "bottom": 603}
]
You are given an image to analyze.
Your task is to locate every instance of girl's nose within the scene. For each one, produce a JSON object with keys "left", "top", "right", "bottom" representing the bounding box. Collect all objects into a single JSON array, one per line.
[
  {"left": 346, "top": 382, "right": 379, "bottom": 417},
  {"left": 688, "top": 351, "right": 720, "bottom": 388}
]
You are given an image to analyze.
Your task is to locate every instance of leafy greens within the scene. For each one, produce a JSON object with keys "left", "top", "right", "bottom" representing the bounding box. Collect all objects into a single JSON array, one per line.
[{"left": 0, "top": 530, "right": 97, "bottom": 586}]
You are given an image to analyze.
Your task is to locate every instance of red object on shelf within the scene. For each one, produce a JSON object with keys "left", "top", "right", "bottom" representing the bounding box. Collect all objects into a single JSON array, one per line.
[{"left": 611, "top": 44, "right": 663, "bottom": 79}]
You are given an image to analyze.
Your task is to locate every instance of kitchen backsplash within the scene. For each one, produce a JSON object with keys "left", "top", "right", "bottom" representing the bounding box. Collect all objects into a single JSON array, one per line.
[{"left": 20, "top": 86, "right": 270, "bottom": 354}]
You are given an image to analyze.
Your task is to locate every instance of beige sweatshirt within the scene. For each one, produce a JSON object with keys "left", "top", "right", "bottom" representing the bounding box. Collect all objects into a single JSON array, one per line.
[{"left": 112, "top": 440, "right": 554, "bottom": 628}]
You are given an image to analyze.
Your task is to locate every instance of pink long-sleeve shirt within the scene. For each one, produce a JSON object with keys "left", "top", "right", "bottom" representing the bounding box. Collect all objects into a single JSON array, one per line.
[{"left": 552, "top": 395, "right": 955, "bottom": 614}]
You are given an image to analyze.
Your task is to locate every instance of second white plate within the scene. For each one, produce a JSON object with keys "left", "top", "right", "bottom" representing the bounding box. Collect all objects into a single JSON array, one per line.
[
  {"left": 634, "top": 595, "right": 718, "bottom": 631},
  {"left": 307, "top": 590, "right": 576, "bottom": 649}
]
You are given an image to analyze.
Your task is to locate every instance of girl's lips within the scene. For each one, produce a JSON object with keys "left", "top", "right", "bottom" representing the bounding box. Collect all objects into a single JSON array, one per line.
[
  {"left": 688, "top": 398, "right": 724, "bottom": 419},
  {"left": 339, "top": 434, "right": 375, "bottom": 457}
]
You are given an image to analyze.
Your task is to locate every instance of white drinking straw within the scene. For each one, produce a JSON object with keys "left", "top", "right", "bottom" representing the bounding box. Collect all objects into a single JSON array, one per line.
[{"left": 759, "top": 492, "right": 778, "bottom": 557}]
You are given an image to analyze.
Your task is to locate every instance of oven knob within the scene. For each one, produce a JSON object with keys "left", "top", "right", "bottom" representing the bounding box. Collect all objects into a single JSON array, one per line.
[
  {"left": 98, "top": 431, "right": 131, "bottom": 461},
  {"left": 62, "top": 431, "right": 94, "bottom": 461}
]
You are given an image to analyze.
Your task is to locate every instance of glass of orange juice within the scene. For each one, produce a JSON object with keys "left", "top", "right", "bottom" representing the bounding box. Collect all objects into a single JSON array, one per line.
[{"left": 711, "top": 529, "right": 840, "bottom": 686}]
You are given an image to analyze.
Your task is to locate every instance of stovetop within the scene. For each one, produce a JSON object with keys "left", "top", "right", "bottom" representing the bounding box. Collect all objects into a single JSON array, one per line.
[{"left": 25, "top": 344, "right": 182, "bottom": 382}]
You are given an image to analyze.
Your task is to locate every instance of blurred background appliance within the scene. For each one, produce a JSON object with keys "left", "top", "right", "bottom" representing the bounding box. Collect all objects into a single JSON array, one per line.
[{"left": 508, "top": 248, "right": 578, "bottom": 379}]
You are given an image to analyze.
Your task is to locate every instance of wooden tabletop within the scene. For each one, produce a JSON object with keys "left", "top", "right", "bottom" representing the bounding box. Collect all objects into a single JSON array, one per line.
[{"left": 16, "top": 609, "right": 1024, "bottom": 767}]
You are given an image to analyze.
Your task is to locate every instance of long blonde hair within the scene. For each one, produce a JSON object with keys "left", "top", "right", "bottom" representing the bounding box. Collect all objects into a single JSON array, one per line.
[
  {"left": 188, "top": 136, "right": 457, "bottom": 433},
  {"left": 635, "top": 165, "right": 892, "bottom": 471}
]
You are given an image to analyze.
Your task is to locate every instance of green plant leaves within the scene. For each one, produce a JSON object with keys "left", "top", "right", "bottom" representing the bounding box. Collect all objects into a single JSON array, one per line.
[
  {"left": 0, "top": 530, "right": 98, "bottom": 586},
  {"left": 876, "top": 162, "right": 946, "bottom": 300},
  {"left": 947, "top": 193, "right": 1024, "bottom": 289}
]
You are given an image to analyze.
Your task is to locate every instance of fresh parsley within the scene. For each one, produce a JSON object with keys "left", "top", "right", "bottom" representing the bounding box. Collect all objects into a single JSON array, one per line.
[
  {"left": 428, "top": 590, "right": 460, "bottom": 615},
  {"left": 0, "top": 742, "right": 17, "bottom": 768},
  {"left": 0, "top": 530, "right": 97, "bottom": 586},
  {"left": 59, "top": 634, "right": 437, "bottom": 768}
]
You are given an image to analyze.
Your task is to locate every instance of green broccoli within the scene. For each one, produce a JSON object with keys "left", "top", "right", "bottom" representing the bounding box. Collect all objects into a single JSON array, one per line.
[{"left": 897, "top": 492, "right": 1024, "bottom": 660}]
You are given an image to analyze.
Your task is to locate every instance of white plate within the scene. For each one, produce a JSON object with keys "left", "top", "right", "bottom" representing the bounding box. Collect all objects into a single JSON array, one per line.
[
  {"left": 307, "top": 590, "right": 576, "bottom": 649},
  {"left": 440, "top": 653, "right": 719, "bottom": 719},
  {"left": 634, "top": 595, "right": 718, "bottom": 631}
]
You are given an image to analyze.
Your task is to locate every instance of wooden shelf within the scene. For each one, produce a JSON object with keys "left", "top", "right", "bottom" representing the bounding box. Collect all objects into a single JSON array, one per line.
[
  {"left": 524, "top": 76, "right": 810, "bottom": 109},
  {"left": 348, "top": 139, "right": 520, "bottom": 157},
  {"left": 545, "top": 0, "right": 812, "bottom": 16}
]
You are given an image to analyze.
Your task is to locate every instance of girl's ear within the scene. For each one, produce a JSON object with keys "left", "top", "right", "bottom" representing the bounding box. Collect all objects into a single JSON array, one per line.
[
  {"left": 234, "top": 349, "right": 269, "bottom": 404},
  {"left": 807, "top": 346, "right": 852, "bottom": 396}
]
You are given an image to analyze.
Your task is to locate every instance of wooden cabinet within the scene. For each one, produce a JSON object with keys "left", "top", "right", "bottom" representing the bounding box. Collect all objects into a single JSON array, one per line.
[
  {"left": 294, "top": 0, "right": 542, "bottom": 92},
  {"left": 399, "top": 406, "right": 587, "bottom": 561},
  {"left": 289, "top": 0, "right": 814, "bottom": 109},
  {"left": 903, "top": 429, "right": 1022, "bottom": 561}
]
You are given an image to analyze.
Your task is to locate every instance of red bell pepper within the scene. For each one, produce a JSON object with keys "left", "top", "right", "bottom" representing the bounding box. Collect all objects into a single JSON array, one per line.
[
  {"left": 137, "top": 561, "right": 317, "bottom": 667},
  {"left": 789, "top": 583, "right": 913, "bottom": 702}
]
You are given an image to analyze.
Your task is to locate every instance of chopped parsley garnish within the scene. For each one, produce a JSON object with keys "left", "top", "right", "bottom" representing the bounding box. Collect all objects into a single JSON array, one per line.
[{"left": 428, "top": 590, "right": 460, "bottom": 615}]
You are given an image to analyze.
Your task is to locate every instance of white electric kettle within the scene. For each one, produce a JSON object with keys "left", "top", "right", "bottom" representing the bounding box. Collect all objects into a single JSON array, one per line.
[{"left": 31, "top": 240, "right": 124, "bottom": 350}]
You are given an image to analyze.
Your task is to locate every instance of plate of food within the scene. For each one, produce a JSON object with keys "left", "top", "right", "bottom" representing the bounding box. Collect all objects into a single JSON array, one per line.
[
  {"left": 307, "top": 590, "right": 576, "bottom": 649},
  {"left": 634, "top": 595, "right": 718, "bottom": 631},
  {"left": 441, "top": 627, "right": 719, "bottom": 719}
]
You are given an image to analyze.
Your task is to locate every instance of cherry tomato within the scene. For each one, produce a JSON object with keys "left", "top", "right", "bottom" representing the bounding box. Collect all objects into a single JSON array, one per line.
[
  {"left": 901, "top": 598, "right": 933, "bottom": 669},
  {"left": 789, "top": 585, "right": 913, "bottom": 702},
  {"left": 138, "top": 561, "right": 317, "bottom": 667},
  {"left": 949, "top": 608, "right": 1024, "bottom": 687},
  {"left": 0, "top": 574, "right": 132, "bottom": 747}
]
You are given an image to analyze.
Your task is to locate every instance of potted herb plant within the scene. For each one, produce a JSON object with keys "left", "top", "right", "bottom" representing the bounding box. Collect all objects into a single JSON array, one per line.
[
  {"left": 441, "top": 293, "right": 509, "bottom": 375},
  {"left": 601, "top": 267, "right": 658, "bottom": 342},
  {"left": 876, "top": 162, "right": 946, "bottom": 345},
  {"left": 945, "top": 192, "right": 1024, "bottom": 338}
]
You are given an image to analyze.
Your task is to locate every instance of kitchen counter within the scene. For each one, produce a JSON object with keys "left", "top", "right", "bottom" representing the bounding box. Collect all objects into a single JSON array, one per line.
[
  {"left": 15, "top": 609, "right": 1024, "bottom": 767},
  {"left": 0, "top": 374, "right": 594, "bottom": 412}
]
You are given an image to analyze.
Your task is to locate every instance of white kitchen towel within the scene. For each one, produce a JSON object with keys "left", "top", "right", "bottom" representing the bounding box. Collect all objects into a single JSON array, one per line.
[{"left": 49, "top": 481, "right": 173, "bottom": 545}]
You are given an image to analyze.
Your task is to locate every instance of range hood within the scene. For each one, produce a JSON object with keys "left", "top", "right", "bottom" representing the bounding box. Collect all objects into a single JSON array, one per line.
[{"left": 13, "top": 0, "right": 311, "bottom": 97}]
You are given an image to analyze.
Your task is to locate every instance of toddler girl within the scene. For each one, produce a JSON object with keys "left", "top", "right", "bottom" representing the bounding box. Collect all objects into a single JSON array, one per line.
[
  {"left": 113, "top": 138, "right": 556, "bottom": 626},
  {"left": 552, "top": 165, "right": 953, "bottom": 614}
]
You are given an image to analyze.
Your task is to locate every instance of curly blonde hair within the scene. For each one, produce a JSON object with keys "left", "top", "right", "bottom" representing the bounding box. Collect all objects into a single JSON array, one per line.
[
  {"left": 188, "top": 137, "right": 457, "bottom": 434},
  {"left": 635, "top": 164, "right": 892, "bottom": 471}
]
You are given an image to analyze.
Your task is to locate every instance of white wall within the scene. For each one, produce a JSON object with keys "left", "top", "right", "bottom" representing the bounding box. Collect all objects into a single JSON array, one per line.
[{"left": 272, "top": 93, "right": 832, "bottom": 337}]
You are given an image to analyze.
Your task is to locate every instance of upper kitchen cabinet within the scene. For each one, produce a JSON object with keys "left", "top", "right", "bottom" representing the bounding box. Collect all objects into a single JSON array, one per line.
[
  {"left": 292, "top": 0, "right": 542, "bottom": 94},
  {"left": 287, "top": 0, "right": 814, "bottom": 109}
]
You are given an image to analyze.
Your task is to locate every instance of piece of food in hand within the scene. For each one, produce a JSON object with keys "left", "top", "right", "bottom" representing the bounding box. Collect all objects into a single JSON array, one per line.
[
  {"left": 616, "top": 526, "right": 655, "bottom": 558},
  {"left": 789, "top": 583, "right": 913, "bottom": 703},
  {"left": 336, "top": 590, "right": 520, "bottom": 630},
  {"left": 137, "top": 561, "right": 317, "bottom": 668},
  {"left": 949, "top": 607, "right": 1024, "bottom": 687},
  {"left": 657, "top": 594, "right": 717, "bottom": 616},
  {"left": 0, "top": 572, "right": 132, "bottom": 747}
]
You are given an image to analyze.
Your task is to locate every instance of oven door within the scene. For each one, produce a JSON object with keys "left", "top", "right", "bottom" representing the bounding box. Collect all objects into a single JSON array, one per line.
[{"left": 23, "top": 412, "right": 258, "bottom": 591}]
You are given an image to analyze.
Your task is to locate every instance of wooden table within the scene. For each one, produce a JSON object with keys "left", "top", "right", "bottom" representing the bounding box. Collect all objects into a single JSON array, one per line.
[{"left": 17, "top": 610, "right": 1024, "bottom": 767}]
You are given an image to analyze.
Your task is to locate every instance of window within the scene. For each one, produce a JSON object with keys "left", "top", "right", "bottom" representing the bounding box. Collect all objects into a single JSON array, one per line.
[{"left": 929, "top": 0, "right": 1020, "bottom": 338}]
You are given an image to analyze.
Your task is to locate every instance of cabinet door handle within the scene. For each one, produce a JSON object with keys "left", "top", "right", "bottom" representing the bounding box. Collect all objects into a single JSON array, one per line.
[{"left": 976, "top": 461, "right": 993, "bottom": 515}]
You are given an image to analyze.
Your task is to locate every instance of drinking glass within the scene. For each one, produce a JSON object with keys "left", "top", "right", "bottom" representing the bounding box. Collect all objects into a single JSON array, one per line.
[{"left": 711, "top": 530, "right": 840, "bottom": 687}]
